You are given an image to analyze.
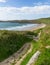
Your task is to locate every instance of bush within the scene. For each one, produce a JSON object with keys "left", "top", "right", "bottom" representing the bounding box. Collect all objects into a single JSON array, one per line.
[{"left": 0, "top": 31, "right": 32, "bottom": 62}]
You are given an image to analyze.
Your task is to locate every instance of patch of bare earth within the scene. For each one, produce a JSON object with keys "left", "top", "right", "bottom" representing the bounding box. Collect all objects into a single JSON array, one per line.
[{"left": 45, "top": 46, "right": 50, "bottom": 48}]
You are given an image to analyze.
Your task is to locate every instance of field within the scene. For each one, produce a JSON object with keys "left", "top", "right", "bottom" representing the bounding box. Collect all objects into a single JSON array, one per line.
[{"left": 34, "top": 48, "right": 50, "bottom": 65}]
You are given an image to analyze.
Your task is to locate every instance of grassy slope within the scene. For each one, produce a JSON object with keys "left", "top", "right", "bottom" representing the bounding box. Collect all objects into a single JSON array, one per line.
[
  {"left": 34, "top": 48, "right": 50, "bottom": 65},
  {"left": 0, "top": 17, "right": 50, "bottom": 64},
  {"left": 0, "top": 31, "right": 32, "bottom": 62},
  {"left": 20, "top": 41, "right": 41, "bottom": 65},
  {"left": 21, "top": 18, "right": 50, "bottom": 65},
  {"left": 38, "top": 18, "right": 50, "bottom": 46},
  {"left": 33, "top": 18, "right": 50, "bottom": 65}
]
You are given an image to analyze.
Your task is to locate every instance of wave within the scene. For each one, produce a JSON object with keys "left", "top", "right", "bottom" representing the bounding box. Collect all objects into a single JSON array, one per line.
[{"left": 0, "top": 24, "right": 38, "bottom": 31}]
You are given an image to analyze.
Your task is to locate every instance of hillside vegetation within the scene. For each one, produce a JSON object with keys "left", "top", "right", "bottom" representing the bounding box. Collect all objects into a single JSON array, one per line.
[
  {"left": 21, "top": 17, "right": 50, "bottom": 65},
  {"left": 0, "top": 31, "right": 32, "bottom": 62},
  {"left": 34, "top": 18, "right": 50, "bottom": 65},
  {"left": 0, "top": 17, "right": 50, "bottom": 64}
]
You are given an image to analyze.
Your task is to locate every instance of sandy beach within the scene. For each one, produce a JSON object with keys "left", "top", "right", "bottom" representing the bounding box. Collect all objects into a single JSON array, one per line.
[{"left": 13, "top": 23, "right": 46, "bottom": 31}]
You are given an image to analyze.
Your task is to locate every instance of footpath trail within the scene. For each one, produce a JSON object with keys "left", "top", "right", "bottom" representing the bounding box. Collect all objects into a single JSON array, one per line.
[
  {"left": 26, "top": 51, "right": 41, "bottom": 65},
  {"left": 15, "top": 43, "right": 32, "bottom": 65},
  {"left": 0, "top": 43, "right": 31, "bottom": 65}
]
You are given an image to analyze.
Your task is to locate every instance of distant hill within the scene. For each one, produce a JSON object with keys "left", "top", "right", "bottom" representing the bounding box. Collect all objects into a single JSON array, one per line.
[
  {"left": 0, "top": 17, "right": 50, "bottom": 24},
  {"left": 37, "top": 17, "right": 50, "bottom": 24}
]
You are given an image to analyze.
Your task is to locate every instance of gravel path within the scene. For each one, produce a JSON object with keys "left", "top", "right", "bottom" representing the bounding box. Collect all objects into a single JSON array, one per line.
[{"left": 27, "top": 51, "right": 41, "bottom": 65}]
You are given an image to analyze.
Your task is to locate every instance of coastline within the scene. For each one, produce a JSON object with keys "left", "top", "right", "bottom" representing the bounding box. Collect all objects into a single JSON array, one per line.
[
  {"left": 0, "top": 23, "right": 46, "bottom": 31},
  {"left": 11, "top": 23, "right": 46, "bottom": 31},
  {"left": 28, "top": 23, "right": 46, "bottom": 31}
]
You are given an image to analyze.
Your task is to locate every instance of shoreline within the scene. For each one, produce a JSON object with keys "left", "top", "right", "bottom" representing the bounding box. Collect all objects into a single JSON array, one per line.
[
  {"left": 0, "top": 24, "right": 46, "bottom": 31},
  {"left": 29, "top": 23, "right": 46, "bottom": 31}
]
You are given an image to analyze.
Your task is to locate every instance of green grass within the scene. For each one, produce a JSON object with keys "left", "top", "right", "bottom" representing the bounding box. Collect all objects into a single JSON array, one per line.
[
  {"left": 34, "top": 48, "right": 50, "bottom": 65},
  {"left": 31, "top": 18, "right": 50, "bottom": 65},
  {"left": 0, "top": 17, "right": 50, "bottom": 64},
  {"left": 20, "top": 40, "right": 41, "bottom": 65},
  {"left": 0, "top": 30, "right": 32, "bottom": 62},
  {"left": 21, "top": 18, "right": 50, "bottom": 65}
]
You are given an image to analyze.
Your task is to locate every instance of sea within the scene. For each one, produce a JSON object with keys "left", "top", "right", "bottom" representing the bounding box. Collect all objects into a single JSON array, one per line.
[{"left": 0, "top": 22, "right": 38, "bottom": 31}]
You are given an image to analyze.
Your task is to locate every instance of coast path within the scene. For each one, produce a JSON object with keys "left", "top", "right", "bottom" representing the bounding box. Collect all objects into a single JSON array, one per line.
[
  {"left": 0, "top": 43, "right": 31, "bottom": 65},
  {"left": 26, "top": 51, "right": 41, "bottom": 65},
  {"left": 15, "top": 43, "right": 32, "bottom": 65}
]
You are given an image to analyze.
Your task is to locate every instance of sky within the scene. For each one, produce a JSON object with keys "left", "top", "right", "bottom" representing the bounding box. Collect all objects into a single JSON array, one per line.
[{"left": 0, "top": 0, "right": 50, "bottom": 20}]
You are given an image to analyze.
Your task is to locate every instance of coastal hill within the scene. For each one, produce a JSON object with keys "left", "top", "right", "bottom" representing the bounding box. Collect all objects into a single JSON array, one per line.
[
  {"left": 0, "top": 17, "right": 50, "bottom": 24},
  {"left": 0, "top": 17, "right": 50, "bottom": 65}
]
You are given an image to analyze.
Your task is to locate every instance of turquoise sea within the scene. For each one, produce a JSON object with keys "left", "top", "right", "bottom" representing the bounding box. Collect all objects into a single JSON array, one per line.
[{"left": 0, "top": 22, "right": 38, "bottom": 31}]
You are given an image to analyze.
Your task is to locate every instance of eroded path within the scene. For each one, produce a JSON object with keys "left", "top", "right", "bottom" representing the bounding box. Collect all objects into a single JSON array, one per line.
[
  {"left": 0, "top": 43, "right": 31, "bottom": 65},
  {"left": 15, "top": 43, "right": 32, "bottom": 65},
  {"left": 26, "top": 51, "right": 41, "bottom": 65}
]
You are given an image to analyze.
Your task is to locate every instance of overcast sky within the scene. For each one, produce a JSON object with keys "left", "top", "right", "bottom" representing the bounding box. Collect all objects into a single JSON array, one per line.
[{"left": 0, "top": 0, "right": 50, "bottom": 20}]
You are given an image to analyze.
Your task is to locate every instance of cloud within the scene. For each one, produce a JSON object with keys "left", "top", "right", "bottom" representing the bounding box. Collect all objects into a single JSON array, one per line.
[
  {"left": 33, "top": 2, "right": 50, "bottom": 6},
  {"left": 0, "top": 0, "right": 6, "bottom": 2},
  {"left": 0, "top": 5, "right": 50, "bottom": 20}
]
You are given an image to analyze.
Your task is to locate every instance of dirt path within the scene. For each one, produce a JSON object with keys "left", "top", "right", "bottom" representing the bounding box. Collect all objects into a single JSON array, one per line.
[
  {"left": 0, "top": 43, "right": 31, "bottom": 65},
  {"left": 26, "top": 51, "right": 41, "bottom": 65},
  {"left": 15, "top": 43, "right": 32, "bottom": 65}
]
